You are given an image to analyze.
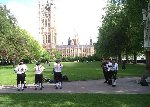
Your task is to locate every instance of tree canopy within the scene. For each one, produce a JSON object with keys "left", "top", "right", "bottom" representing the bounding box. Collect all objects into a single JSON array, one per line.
[
  {"left": 0, "top": 4, "right": 50, "bottom": 63},
  {"left": 95, "top": 0, "right": 149, "bottom": 63}
]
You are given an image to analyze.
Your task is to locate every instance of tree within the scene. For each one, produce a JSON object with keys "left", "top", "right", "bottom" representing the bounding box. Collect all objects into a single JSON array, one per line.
[
  {"left": 123, "top": 0, "right": 149, "bottom": 63},
  {"left": 0, "top": 4, "right": 49, "bottom": 65},
  {"left": 95, "top": 3, "right": 128, "bottom": 62},
  {"left": 95, "top": 0, "right": 149, "bottom": 63}
]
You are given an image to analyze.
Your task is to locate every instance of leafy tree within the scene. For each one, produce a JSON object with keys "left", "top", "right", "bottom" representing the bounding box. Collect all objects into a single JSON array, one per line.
[
  {"left": 0, "top": 4, "right": 50, "bottom": 65},
  {"left": 95, "top": 0, "right": 149, "bottom": 63},
  {"left": 95, "top": 3, "right": 128, "bottom": 62}
]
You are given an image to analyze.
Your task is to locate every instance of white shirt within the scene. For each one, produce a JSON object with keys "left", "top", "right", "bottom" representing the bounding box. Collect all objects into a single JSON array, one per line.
[
  {"left": 106, "top": 62, "right": 112, "bottom": 71},
  {"left": 110, "top": 63, "right": 118, "bottom": 71},
  {"left": 54, "top": 63, "right": 63, "bottom": 72},
  {"left": 34, "top": 65, "right": 45, "bottom": 74},
  {"left": 15, "top": 64, "right": 27, "bottom": 74},
  {"left": 114, "top": 63, "right": 118, "bottom": 71},
  {"left": 22, "top": 64, "right": 28, "bottom": 73}
]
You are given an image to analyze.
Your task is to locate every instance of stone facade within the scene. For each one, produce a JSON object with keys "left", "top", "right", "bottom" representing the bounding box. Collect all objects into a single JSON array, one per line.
[
  {"left": 39, "top": 0, "right": 95, "bottom": 57},
  {"left": 56, "top": 35, "right": 95, "bottom": 57},
  {"left": 38, "top": 0, "right": 57, "bottom": 50}
]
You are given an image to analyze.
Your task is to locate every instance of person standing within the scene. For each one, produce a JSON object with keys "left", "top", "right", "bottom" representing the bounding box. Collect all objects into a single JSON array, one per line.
[
  {"left": 53, "top": 59, "right": 63, "bottom": 89},
  {"left": 21, "top": 61, "right": 28, "bottom": 88},
  {"left": 34, "top": 62, "right": 45, "bottom": 90},
  {"left": 101, "top": 59, "right": 108, "bottom": 83},
  {"left": 14, "top": 62, "right": 26, "bottom": 91},
  {"left": 106, "top": 59, "right": 113, "bottom": 85},
  {"left": 111, "top": 60, "right": 118, "bottom": 87},
  {"left": 122, "top": 60, "right": 126, "bottom": 70}
]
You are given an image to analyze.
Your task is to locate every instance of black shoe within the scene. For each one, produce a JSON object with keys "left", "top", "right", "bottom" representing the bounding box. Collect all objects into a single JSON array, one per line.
[
  {"left": 112, "top": 85, "right": 116, "bottom": 87},
  {"left": 35, "top": 88, "right": 37, "bottom": 90},
  {"left": 42, "top": 86, "right": 44, "bottom": 88},
  {"left": 40, "top": 88, "right": 42, "bottom": 90},
  {"left": 55, "top": 87, "right": 58, "bottom": 89},
  {"left": 60, "top": 87, "right": 62, "bottom": 89},
  {"left": 104, "top": 81, "right": 107, "bottom": 83},
  {"left": 18, "top": 89, "right": 20, "bottom": 91},
  {"left": 22, "top": 89, "right": 24, "bottom": 91},
  {"left": 24, "top": 86, "right": 27, "bottom": 88}
]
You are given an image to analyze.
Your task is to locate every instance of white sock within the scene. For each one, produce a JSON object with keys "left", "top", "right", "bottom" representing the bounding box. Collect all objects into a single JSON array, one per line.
[
  {"left": 114, "top": 80, "right": 116, "bottom": 85},
  {"left": 18, "top": 84, "right": 21, "bottom": 89},
  {"left": 56, "top": 83, "right": 59, "bottom": 87},
  {"left": 35, "top": 84, "right": 38, "bottom": 88},
  {"left": 59, "top": 82, "right": 62, "bottom": 87},
  {"left": 39, "top": 83, "right": 42, "bottom": 88},
  {"left": 21, "top": 84, "right": 24, "bottom": 89},
  {"left": 58, "top": 82, "right": 60, "bottom": 87}
]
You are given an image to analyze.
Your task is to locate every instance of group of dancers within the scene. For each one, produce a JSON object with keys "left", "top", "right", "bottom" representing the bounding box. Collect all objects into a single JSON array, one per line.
[
  {"left": 101, "top": 59, "right": 118, "bottom": 87},
  {"left": 14, "top": 60, "right": 63, "bottom": 91},
  {"left": 14, "top": 58, "right": 118, "bottom": 91}
]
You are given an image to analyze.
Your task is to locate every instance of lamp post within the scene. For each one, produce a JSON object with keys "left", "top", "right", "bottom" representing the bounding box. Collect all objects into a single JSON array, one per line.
[{"left": 140, "top": 1, "right": 150, "bottom": 85}]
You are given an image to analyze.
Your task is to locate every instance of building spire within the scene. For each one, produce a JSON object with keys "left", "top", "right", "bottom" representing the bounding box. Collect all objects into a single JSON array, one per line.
[{"left": 90, "top": 37, "right": 93, "bottom": 45}]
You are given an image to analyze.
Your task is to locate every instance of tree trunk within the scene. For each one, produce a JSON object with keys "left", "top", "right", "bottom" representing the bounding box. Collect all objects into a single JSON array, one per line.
[
  {"left": 1, "top": 58, "right": 5, "bottom": 65},
  {"left": 125, "top": 54, "right": 129, "bottom": 63},
  {"left": 133, "top": 53, "right": 137, "bottom": 64},
  {"left": 118, "top": 53, "right": 122, "bottom": 63}
]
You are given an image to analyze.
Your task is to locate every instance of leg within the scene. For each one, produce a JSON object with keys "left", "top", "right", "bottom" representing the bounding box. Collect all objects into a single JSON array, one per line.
[
  {"left": 55, "top": 72, "right": 59, "bottom": 89},
  {"left": 58, "top": 73, "right": 62, "bottom": 89},
  {"left": 35, "top": 74, "right": 38, "bottom": 90},
  {"left": 107, "top": 71, "right": 112, "bottom": 85},
  {"left": 39, "top": 74, "right": 43, "bottom": 90},
  {"left": 20, "top": 74, "right": 24, "bottom": 91},
  {"left": 41, "top": 74, "right": 44, "bottom": 88},
  {"left": 103, "top": 70, "right": 108, "bottom": 83},
  {"left": 17, "top": 74, "right": 21, "bottom": 91},
  {"left": 112, "top": 72, "right": 117, "bottom": 87},
  {"left": 23, "top": 73, "right": 27, "bottom": 88}
]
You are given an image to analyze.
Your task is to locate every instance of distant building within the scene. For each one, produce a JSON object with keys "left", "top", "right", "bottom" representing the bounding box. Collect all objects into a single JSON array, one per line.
[
  {"left": 39, "top": 0, "right": 95, "bottom": 57},
  {"left": 38, "top": 0, "right": 57, "bottom": 50},
  {"left": 56, "top": 34, "right": 95, "bottom": 57}
]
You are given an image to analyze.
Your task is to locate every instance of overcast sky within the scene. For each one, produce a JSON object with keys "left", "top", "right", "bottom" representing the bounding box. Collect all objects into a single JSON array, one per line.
[{"left": 0, "top": 0, "right": 107, "bottom": 45}]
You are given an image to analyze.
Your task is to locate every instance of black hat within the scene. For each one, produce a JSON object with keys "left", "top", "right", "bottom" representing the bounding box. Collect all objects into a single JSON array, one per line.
[
  {"left": 55, "top": 59, "right": 60, "bottom": 63},
  {"left": 36, "top": 62, "right": 41, "bottom": 65},
  {"left": 19, "top": 61, "right": 23, "bottom": 65}
]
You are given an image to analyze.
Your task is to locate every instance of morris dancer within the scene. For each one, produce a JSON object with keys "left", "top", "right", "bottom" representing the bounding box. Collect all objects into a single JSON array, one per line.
[
  {"left": 111, "top": 60, "right": 118, "bottom": 87},
  {"left": 34, "top": 62, "right": 45, "bottom": 90},
  {"left": 53, "top": 59, "right": 63, "bottom": 89},
  {"left": 14, "top": 61, "right": 26, "bottom": 91}
]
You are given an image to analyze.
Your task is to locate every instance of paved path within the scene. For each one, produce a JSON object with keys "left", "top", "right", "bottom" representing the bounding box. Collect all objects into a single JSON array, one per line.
[{"left": 0, "top": 77, "right": 150, "bottom": 94}]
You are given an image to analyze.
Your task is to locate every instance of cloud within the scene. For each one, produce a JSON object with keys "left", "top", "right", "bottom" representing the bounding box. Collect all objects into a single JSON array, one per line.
[
  {"left": 5, "top": 0, "right": 107, "bottom": 45},
  {"left": 6, "top": 1, "right": 41, "bottom": 42},
  {"left": 55, "top": 0, "right": 107, "bottom": 45}
]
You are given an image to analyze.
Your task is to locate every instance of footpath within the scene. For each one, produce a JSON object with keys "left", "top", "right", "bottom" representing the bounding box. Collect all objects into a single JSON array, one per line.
[{"left": 0, "top": 77, "right": 150, "bottom": 94}]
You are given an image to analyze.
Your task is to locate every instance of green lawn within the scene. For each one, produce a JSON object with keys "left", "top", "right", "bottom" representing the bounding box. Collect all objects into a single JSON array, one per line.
[
  {"left": 0, "top": 94, "right": 150, "bottom": 107},
  {"left": 0, "top": 62, "right": 149, "bottom": 107},
  {"left": 0, "top": 62, "right": 146, "bottom": 85}
]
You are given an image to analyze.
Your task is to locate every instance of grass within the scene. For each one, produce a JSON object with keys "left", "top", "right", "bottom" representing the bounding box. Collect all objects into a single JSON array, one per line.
[
  {"left": 0, "top": 62, "right": 149, "bottom": 107},
  {"left": 0, "top": 94, "right": 150, "bottom": 107},
  {"left": 0, "top": 62, "right": 146, "bottom": 85}
]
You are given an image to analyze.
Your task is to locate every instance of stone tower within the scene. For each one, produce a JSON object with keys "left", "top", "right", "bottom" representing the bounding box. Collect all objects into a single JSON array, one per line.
[{"left": 38, "top": 0, "right": 57, "bottom": 51}]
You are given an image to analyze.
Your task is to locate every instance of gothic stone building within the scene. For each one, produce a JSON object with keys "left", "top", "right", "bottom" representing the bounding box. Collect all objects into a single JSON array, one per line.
[{"left": 39, "top": 0, "right": 95, "bottom": 57}]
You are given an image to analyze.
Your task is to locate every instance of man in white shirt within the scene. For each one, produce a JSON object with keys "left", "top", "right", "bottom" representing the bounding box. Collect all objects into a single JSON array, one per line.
[
  {"left": 106, "top": 60, "right": 113, "bottom": 85},
  {"left": 53, "top": 59, "right": 63, "bottom": 89},
  {"left": 111, "top": 60, "right": 118, "bottom": 87},
  {"left": 21, "top": 61, "right": 28, "bottom": 88},
  {"left": 14, "top": 61, "right": 27, "bottom": 91},
  {"left": 34, "top": 62, "right": 45, "bottom": 90}
]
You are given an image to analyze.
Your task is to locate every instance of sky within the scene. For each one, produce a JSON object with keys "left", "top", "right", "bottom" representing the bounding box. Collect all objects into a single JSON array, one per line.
[{"left": 0, "top": 0, "right": 107, "bottom": 45}]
